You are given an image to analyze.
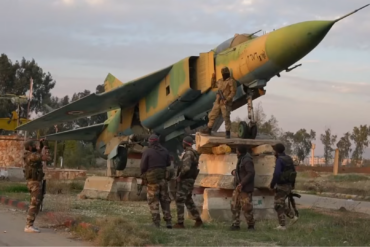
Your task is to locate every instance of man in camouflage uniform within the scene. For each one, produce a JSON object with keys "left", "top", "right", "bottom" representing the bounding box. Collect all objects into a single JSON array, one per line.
[
  {"left": 230, "top": 146, "right": 255, "bottom": 230},
  {"left": 173, "top": 136, "right": 203, "bottom": 229},
  {"left": 201, "top": 67, "right": 237, "bottom": 139},
  {"left": 270, "top": 143, "right": 298, "bottom": 230},
  {"left": 140, "top": 134, "right": 172, "bottom": 228},
  {"left": 23, "top": 139, "right": 51, "bottom": 233}
]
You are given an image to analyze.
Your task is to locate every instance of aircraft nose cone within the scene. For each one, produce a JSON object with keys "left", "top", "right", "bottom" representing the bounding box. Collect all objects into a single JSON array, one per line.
[{"left": 266, "top": 20, "right": 335, "bottom": 68}]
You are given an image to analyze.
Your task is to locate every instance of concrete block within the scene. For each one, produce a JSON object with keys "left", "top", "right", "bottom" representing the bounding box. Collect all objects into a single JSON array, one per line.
[
  {"left": 0, "top": 167, "right": 25, "bottom": 181},
  {"left": 197, "top": 153, "right": 275, "bottom": 189},
  {"left": 186, "top": 188, "right": 276, "bottom": 223},
  {"left": 7, "top": 167, "right": 25, "bottom": 181},
  {"left": 78, "top": 176, "right": 146, "bottom": 201}
]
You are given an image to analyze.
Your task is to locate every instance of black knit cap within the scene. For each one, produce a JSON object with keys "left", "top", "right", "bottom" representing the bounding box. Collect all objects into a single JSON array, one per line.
[
  {"left": 148, "top": 134, "right": 159, "bottom": 143},
  {"left": 272, "top": 143, "right": 285, "bottom": 153},
  {"left": 183, "top": 136, "right": 193, "bottom": 146}
]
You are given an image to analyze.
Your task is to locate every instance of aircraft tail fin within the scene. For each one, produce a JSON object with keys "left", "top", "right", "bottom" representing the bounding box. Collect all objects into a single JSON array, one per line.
[{"left": 103, "top": 73, "right": 124, "bottom": 119}]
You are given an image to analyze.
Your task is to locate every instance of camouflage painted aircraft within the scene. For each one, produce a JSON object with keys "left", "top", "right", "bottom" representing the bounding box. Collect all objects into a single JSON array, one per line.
[{"left": 16, "top": 4, "right": 369, "bottom": 170}]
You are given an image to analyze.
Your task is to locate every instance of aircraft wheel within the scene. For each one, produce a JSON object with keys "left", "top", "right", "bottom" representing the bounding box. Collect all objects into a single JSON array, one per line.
[
  {"left": 113, "top": 146, "right": 128, "bottom": 171},
  {"left": 249, "top": 124, "right": 258, "bottom": 139},
  {"left": 238, "top": 121, "right": 249, "bottom": 139}
]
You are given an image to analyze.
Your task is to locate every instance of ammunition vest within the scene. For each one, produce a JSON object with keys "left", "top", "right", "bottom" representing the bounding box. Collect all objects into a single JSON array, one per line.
[
  {"left": 179, "top": 148, "right": 200, "bottom": 179},
  {"left": 234, "top": 153, "right": 253, "bottom": 187},
  {"left": 277, "top": 155, "right": 297, "bottom": 184},
  {"left": 145, "top": 167, "right": 166, "bottom": 184},
  {"left": 24, "top": 152, "right": 44, "bottom": 181}
]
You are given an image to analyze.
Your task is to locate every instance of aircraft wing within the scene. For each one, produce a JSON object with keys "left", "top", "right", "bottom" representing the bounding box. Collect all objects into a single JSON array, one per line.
[
  {"left": 16, "top": 65, "right": 172, "bottom": 131},
  {"left": 43, "top": 123, "right": 106, "bottom": 141}
]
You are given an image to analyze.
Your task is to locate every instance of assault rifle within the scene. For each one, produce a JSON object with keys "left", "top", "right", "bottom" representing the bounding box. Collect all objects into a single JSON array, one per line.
[
  {"left": 137, "top": 176, "right": 147, "bottom": 197},
  {"left": 233, "top": 168, "right": 241, "bottom": 205},
  {"left": 217, "top": 90, "right": 226, "bottom": 102},
  {"left": 288, "top": 192, "right": 301, "bottom": 217},
  {"left": 39, "top": 140, "right": 48, "bottom": 212},
  {"left": 39, "top": 179, "right": 46, "bottom": 212}
]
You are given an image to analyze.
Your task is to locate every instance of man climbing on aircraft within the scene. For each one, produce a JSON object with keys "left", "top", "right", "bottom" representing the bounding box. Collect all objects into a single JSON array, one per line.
[{"left": 201, "top": 66, "right": 237, "bottom": 139}]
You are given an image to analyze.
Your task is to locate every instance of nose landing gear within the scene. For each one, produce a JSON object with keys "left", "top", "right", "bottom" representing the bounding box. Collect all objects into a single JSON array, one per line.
[
  {"left": 113, "top": 146, "right": 128, "bottom": 171},
  {"left": 237, "top": 91, "right": 258, "bottom": 139}
]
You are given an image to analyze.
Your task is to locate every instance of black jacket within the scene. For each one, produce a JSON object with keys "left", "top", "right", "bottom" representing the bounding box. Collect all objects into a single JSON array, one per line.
[
  {"left": 232, "top": 153, "right": 255, "bottom": 193},
  {"left": 140, "top": 143, "right": 171, "bottom": 175}
]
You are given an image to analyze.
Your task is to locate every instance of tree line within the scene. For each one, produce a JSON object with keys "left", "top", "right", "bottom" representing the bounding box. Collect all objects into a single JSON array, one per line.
[
  {"left": 1, "top": 54, "right": 369, "bottom": 168},
  {"left": 231, "top": 102, "right": 369, "bottom": 166},
  {"left": 0, "top": 54, "right": 107, "bottom": 168}
]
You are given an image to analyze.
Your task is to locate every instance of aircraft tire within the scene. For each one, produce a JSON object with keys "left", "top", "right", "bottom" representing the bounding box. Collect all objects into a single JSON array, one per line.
[
  {"left": 249, "top": 124, "right": 258, "bottom": 139},
  {"left": 113, "top": 146, "right": 128, "bottom": 171},
  {"left": 238, "top": 121, "right": 249, "bottom": 139}
]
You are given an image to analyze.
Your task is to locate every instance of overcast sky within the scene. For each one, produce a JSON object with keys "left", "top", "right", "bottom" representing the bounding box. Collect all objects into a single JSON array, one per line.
[{"left": 1, "top": 0, "right": 369, "bottom": 157}]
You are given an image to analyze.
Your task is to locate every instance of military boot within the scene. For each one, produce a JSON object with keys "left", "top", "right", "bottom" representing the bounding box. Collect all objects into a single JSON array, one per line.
[
  {"left": 193, "top": 218, "right": 203, "bottom": 228},
  {"left": 166, "top": 221, "right": 173, "bottom": 229},
  {"left": 200, "top": 127, "right": 211, "bottom": 135},
  {"left": 275, "top": 225, "right": 286, "bottom": 230},
  {"left": 229, "top": 224, "right": 240, "bottom": 231},
  {"left": 24, "top": 225, "right": 40, "bottom": 233},
  {"left": 248, "top": 225, "right": 255, "bottom": 231},
  {"left": 226, "top": 131, "right": 230, "bottom": 139},
  {"left": 173, "top": 223, "right": 185, "bottom": 229}
]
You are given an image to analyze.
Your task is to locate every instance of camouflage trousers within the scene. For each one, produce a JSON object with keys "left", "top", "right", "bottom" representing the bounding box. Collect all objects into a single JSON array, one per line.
[
  {"left": 146, "top": 179, "right": 172, "bottom": 226},
  {"left": 175, "top": 178, "right": 201, "bottom": 224},
  {"left": 26, "top": 180, "right": 42, "bottom": 227},
  {"left": 274, "top": 184, "right": 295, "bottom": 226},
  {"left": 230, "top": 189, "right": 255, "bottom": 227},
  {"left": 207, "top": 101, "right": 232, "bottom": 131}
]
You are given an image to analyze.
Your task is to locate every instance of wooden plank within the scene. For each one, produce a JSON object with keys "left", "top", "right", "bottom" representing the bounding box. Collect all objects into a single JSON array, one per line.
[{"left": 195, "top": 132, "right": 279, "bottom": 150}]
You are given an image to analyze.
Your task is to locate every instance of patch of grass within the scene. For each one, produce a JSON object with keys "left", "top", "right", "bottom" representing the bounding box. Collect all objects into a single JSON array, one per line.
[
  {"left": 46, "top": 180, "right": 84, "bottom": 195},
  {"left": 44, "top": 194, "right": 370, "bottom": 246},
  {"left": 0, "top": 181, "right": 30, "bottom": 202},
  {"left": 0, "top": 192, "right": 30, "bottom": 202},
  {"left": 0, "top": 181, "right": 28, "bottom": 193},
  {"left": 95, "top": 217, "right": 152, "bottom": 246},
  {"left": 328, "top": 174, "right": 370, "bottom": 182},
  {"left": 295, "top": 172, "right": 370, "bottom": 198}
]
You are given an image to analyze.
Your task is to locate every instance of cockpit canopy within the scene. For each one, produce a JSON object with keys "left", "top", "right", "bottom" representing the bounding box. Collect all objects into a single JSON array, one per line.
[{"left": 213, "top": 33, "right": 259, "bottom": 55}]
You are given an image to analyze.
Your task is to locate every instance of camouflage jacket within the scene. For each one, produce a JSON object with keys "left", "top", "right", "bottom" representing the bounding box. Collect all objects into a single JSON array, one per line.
[
  {"left": 24, "top": 150, "right": 51, "bottom": 168},
  {"left": 177, "top": 147, "right": 199, "bottom": 179},
  {"left": 211, "top": 77, "right": 237, "bottom": 104}
]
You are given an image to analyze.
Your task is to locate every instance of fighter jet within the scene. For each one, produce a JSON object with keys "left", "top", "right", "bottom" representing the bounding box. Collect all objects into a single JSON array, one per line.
[{"left": 16, "top": 4, "right": 369, "bottom": 170}]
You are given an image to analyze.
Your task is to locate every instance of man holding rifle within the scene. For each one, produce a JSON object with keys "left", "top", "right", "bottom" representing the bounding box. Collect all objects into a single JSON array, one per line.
[
  {"left": 201, "top": 66, "right": 237, "bottom": 139},
  {"left": 230, "top": 146, "right": 255, "bottom": 231},
  {"left": 270, "top": 143, "right": 299, "bottom": 230},
  {"left": 173, "top": 136, "right": 203, "bottom": 229},
  {"left": 23, "top": 139, "right": 51, "bottom": 233}
]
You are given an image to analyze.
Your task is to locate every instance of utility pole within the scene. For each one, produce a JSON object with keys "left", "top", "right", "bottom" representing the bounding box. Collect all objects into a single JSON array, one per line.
[
  {"left": 24, "top": 77, "right": 33, "bottom": 140},
  {"left": 53, "top": 125, "right": 58, "bottom": 167}
]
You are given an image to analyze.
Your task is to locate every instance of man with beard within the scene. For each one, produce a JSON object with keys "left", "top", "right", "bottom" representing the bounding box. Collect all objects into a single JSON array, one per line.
[
  {"left": 140, "top": 134, "right": 172, "bottom": 228},
  {"left": 201, "top": 66, "right": 237, "bottom": 138}
]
